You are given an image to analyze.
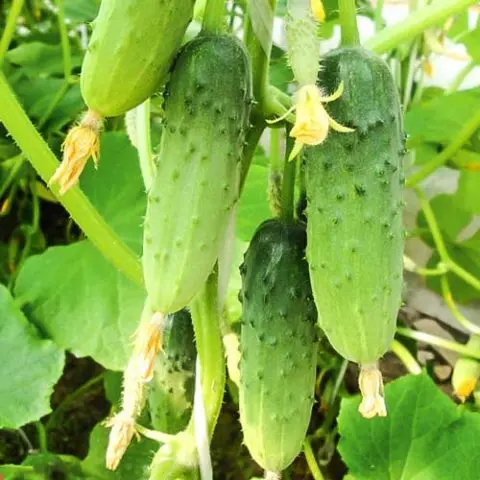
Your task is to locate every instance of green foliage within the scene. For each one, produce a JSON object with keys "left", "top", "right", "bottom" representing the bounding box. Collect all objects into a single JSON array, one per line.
[
  {"left": 0, "top": 285, "right": 64, "bottom": 428},
  {"left": 338, "top": 374, "right": 480, "bottom": 479}
]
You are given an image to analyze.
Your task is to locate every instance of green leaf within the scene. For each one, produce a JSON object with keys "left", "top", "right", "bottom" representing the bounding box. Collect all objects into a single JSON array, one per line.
[
  {"left": 64, "top": 0, "right": 100, "bottom": 23},
  {"left": 82, "top": 424, "right": 157, "bottom": 480},
  {"left": 0, "top": 285, "right": 64, "bottom": 428},
  {"left": 406, "top": 88, "right": 480, "bottom": 146},
  {"left": 236, "top": 164, "right": 270, "bottom": 242},
  {"left": 269, "top": 45, "right": 293, "bottom": 92},
  {"left": 15, "top": 242, "right": 144, "bottom": 370},
  {"left": 460, "top": 17, "right": 480, "bottom": 62},
  {"left": 80, "top": 132, "right": 146, "bottom": 254},
  {"left": 14, "top": 133, "right": 146, "bottom": 370},
  {"left": 338, "top": 374, "right": 480, "bottom": 480},
  {"left": 6, "top": 42, "right": 82, "bottom": 76}
]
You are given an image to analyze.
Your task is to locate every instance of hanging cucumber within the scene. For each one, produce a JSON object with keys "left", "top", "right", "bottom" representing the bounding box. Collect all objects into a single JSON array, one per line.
[
  {"left": 143, "top": 34, "right": 252, "bottom": 315},
  {"left": 304, "top": 46, "right": 405, "bottom": 418},
  {"left": 51, "top": 0, "right": 195, "bottom": 194},
  {"left": 148, "top": 309, "right": 196, "bottom": 433},
  {"left": 239, "top": 219, "right": 318, "bottom": 474}
]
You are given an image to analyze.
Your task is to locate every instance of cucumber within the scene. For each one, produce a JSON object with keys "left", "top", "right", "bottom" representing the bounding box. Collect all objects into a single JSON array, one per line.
[
  {"left": 148, "top": 309, "right": 196, "bottom": 433},
  {"left": 304, "top": 46, "right": 404, "bottom": 364},
  {"left": 81, "top": 0, "right": 195, "bottom": 117},
  {"left": 143, "top": 35, "right": 252, "bottom": 314},
  {"left": 239, "top": 219, "right": 318, "bottom": 473},
  {"left": 452, "top": 335, "right": 480, "bottom": 402}
]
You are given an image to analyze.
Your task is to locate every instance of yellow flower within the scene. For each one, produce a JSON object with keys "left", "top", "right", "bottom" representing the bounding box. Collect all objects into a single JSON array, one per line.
[
  {"left": 310, "top": 0, "right": 326, "bottom": 23},
  {"left": 269, "top": 83, "right": 354, "bottom": 161},
  {"left": 105, "top": 412, "right": 138, "bottom": 470},
  {"left": 49, "top": 110, "right": 103, "bottom": 195},
  {"left": 132, "top": 311, "right": 165, "bottom": 383}
]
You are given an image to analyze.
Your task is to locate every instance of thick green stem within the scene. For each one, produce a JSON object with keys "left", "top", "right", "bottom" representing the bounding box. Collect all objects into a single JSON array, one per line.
[
  {"left": 374, "top": 0, "right": 385, "bottom": 32},
  {"left": 338, "top": 0, "right": 360, "bottom": 46},
  {"left": 281, "top": 127, "right": 295, "bottom": 221},
  {"left": 365, "top": 0, "right": 477, "bottom": 54},
  {"left": 303, "top": 438, "right": 325, "bottom": 480},
  {"left": 244, "top": 0, "right": 277, "bottom": 110},
  {"left": 0, "top": 73, "right": 143, "bottom": 286},
  {"left": 0, "top": 0, "right": 25, "bottom": 64},
  {"left": 407, "top": 110, "right": 480, "bottom": 187},
  {"left": 396, "top": 327, "right": 480, "bottom": 360},
  {"left": 188, "top": 269, "right": 225, "bottom": 439},
  {"left": 202, "top": 0, "right": 226, "bottom": 34},
  {"left": 390, "top": 340, "right": 422, "bottom": 374},
  {"left": 239, "top": 122, "right": 265, "bottom": 192}
]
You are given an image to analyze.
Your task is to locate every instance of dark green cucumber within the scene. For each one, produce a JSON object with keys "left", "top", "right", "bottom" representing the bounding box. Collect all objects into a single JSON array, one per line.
[
  {"left": 239, "top": 219, "right": 318, "bottom": 473},
  {"left": 81, "top": 0, "right": 195, "bottom": 117},
  {"left": 143, "top": 35, "right": 252, "bottom": 314},
  {"left": 305, "top": 46, "right": 405, "bottom": 364},
  {"left": 148, "top": 309, "right": 196, "bottom": 433}
]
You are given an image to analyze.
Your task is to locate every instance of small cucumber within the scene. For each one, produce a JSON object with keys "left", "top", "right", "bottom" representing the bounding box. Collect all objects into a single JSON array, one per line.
[
  {"left": 81, "top": 0, "right": 195, "bottom": 117},
  {"left": 148, "top": 309, "right": 196, "bottom": 433},
  {"left": 143, "top": 35, "right": 252, "bottom": 314},
  {"left": 305, "top": 47, "right": 405, "bottom": 366},
  {"left": 452, "top": 335, "right": 480, "bottom": 402},
  {"left": 239, "top": 219, "right": 318, "bottom": 473}
]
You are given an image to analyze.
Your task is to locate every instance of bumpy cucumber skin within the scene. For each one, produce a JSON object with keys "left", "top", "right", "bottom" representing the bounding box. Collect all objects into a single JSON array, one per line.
[
  {"left": 305, "top": 47, "right": 405, "bottom": 364},
  {"left": 148, "top": 309, "right": 196, "bottom": 434},
  {"left": 239, "top": 220, "right": 318, "bottom": 472},
  {"left": 81, "top": 0, "right": 194, "bottom": 117},
  {"left": 143, "top": 35, "right": 252, "bottom": 314}
]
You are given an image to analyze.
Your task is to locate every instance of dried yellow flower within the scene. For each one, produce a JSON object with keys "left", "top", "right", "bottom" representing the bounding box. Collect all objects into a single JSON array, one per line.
[
  {"left": 358, "top": 363, "right": 387, "bottom": 419},
  {"left": 105, "top": 412, "right": 138, "bottom": 470},
  {"left": 132, "top": 311, "right": 165, "bottom": 383},
  {"left": 49, "top": 110, "right": 103, "bottom": 195}
]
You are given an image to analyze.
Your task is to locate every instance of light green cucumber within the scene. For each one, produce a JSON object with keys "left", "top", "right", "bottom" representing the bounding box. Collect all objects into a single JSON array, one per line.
[
  {"left": 81, "top": 0, "right": 195, "bottom": 117},
  {"left": 143, "top": 35, "right": 252, "bottom": 314},
  {"left": 305, "top": 46, "right": 405, "bottom": 365},
  {"left": 239, "top": 219, "right": 318, "bottom": 473}
]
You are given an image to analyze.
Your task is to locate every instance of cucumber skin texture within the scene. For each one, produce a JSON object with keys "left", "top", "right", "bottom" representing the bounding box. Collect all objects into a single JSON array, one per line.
[
  {"left": 239, "top": 219, "right": 318, "bottom": 472},
  {"left": 305, "top": 47, "right": 405, "bottom": 364},
  {"left": 148, "top": 309, "right": 196, "bottom": 434},
  {"left": 143, "top": 35, "right": 252, "bottom": 314},
  {"left": 81, "top": 0, "right": 194, "bottom": 117}
]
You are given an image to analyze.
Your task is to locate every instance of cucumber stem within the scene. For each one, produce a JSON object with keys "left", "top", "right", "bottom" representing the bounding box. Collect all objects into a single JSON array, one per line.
[
  {"left": 0, "top": 73, "right": 143, "bottom": 286},
  {"left": 303, "top": 438, "right": 326, "bottom": 480},
  {"left": 202, "top": 0, "right": 226, "bottom": 34},
  {"left": 281, "top": 126, "right": 296, "bottom": 221},
  {"left": 0, "top": 0, "right": 25, "bottom": 65},
  {"left": 390, "top": 340, "right": 422, "bottom": 375},
  {"left": 338, "top": 0, "right": 360, "bottom": 46},
  {"left": 365, "top": 0, "right": 477, "bottom": 54},
  {"left": 54, "top": 0, "right": 72, "bottom": 80},
  {"left": 396, "top": 327, "right": 480, "bottom": 360}
]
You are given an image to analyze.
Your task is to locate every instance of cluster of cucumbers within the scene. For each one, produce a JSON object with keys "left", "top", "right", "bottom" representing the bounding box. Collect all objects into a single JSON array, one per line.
[{"left": 78, "top": 0, "right": 404, "bottom": 476}]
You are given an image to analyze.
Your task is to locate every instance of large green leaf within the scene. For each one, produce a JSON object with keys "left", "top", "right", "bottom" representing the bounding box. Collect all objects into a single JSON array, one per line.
[
  {"left": 15, "top": 242, "right": 144, "bottom": 370},
  {"left": 405, "top": 88, "right": 480, "bottom": 146},
  {"left": 14, "top": 133, "right": 146, "bottom": 370},
  {"left": 338, "top": 374, "right": 480, "bottom": 480},
  {"left": 64, "top": 0, "right": 100, "bottom": 23},
  {"left": 82, "top": 424, "right": 157, "bottom": 480},
  {"left": 457, "top": 170, "right": 480, "bottom": 215},
  {"left": 0, "top": 285, "right": 64, "bottom": 428}
]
